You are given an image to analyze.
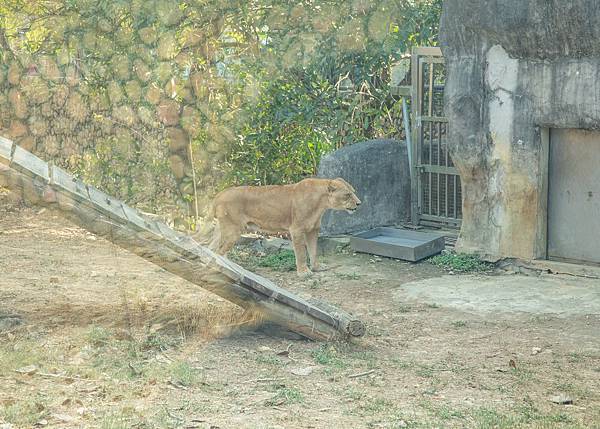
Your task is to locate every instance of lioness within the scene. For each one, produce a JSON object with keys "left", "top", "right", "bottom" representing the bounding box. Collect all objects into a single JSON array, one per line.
[{"left": 206, "top": 178, "right": 361, "bottom": 276}]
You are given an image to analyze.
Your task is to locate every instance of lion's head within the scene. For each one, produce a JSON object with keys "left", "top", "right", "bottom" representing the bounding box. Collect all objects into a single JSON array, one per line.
[{"left": 327, "top": 178, "right": 361, "bottom": 213}]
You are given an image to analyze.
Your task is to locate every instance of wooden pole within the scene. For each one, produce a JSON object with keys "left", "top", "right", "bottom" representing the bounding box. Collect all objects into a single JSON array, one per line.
[{"left": 0, "top": 137, "right": 365, "bottom": 341}]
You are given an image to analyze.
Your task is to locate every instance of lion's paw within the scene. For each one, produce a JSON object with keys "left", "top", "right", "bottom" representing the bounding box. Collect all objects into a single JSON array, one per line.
[{"left": 296, "top": 269, "right": 313, "bottom": 279}]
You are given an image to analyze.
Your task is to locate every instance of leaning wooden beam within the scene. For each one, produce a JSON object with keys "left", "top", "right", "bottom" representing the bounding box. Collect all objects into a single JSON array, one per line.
[{"left": 0, "top": 137, "right": 365, "bottom": 341}]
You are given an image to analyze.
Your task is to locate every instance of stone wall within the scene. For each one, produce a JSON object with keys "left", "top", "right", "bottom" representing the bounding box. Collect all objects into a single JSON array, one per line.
[
  {"left": 0, "top": 3, "right": 232, "bottom": 213},
  {"left": 317, "top": 139, "right": 410, "bottom": 236},
  {"left": 440, "top": 0, "right": 600, "bottom": 260}
]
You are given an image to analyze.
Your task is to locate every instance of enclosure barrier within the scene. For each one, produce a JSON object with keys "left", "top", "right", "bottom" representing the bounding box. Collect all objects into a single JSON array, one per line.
[{"left": 0, "top": 136, "right": 365, "bottom": 341}]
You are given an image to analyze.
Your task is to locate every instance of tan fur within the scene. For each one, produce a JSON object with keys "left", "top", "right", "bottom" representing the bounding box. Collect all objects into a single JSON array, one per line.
[{"left": 207, "top": 178, "right": 361, "bottom": 276}]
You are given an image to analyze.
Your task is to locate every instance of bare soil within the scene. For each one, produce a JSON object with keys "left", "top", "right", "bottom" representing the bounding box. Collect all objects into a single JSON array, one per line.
[{"left": 1, "top": 192, "right": 599, "bottom": 429}]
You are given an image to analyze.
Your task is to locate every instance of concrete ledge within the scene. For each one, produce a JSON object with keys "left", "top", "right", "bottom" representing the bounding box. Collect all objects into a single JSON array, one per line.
[{"left": 499, "top": 259, "right": 600, "bottom": 279}]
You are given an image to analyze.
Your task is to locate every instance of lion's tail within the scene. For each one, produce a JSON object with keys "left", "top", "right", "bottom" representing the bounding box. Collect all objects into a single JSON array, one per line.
[{"left": 191, "top": 203, "right": 217, "bottom": 246}]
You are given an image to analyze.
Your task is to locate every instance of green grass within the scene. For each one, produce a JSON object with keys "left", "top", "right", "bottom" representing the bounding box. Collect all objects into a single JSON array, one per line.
[
  {"left": 169, "top": 361, "right": 201, "bottom": 387},
  {"left": 311, "top": 344, "right": 348, "bottom": 369},
  {"left": 336, "top": 272, "right": 361, "bottom": 280},
  {"left": 266, "top": 386, "right": 304, "bottom": 406},
  {"left": 429, "top": 252, "right": 494, "bottom": 273},
  {"left": 1, "top": 400, "right": 49, "bottom": 427},
  {"left": 83, "top": 325, "right": 182, "bottom": 380},
  {"left": 451, "top": 320, "right": 468, "bottom": 328},
  {"left": 255, "top": 354, "right": 284, "bottom": 366},
  {"left": 256, "top": 250, "right": 297, "bottom": 271},
  {"left": 471, "top": 405, "right": 580, "bottom": 429},
  {"left": 356, "top": 397, "right": 396, "bottom": 416}
]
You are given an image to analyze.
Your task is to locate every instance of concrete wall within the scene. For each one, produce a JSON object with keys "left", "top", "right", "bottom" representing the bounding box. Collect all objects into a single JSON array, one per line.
[
  {"left": 440, "top": 0, "right": 600, "bottom": 260},
  {"left": 317, "top": 139, "right": 410, "bottom": 236}
]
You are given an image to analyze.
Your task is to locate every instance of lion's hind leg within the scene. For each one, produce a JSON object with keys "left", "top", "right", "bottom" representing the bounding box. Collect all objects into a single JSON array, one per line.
[{"left": 212, "top": 219, "right": 243, "bottom": 255}]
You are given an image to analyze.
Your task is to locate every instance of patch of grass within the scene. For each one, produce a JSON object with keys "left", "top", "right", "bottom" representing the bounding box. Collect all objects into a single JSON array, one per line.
[
  {"left": 100, "top": 413, "right": 131, "bottom": 429},
  {"left": 336, "top": 272, "right": 361, "bottom": 280},
  {"left": 86, "top": 326, "right": 112, "bottom": 346},
  {"left": 256, "top": 250, "right": 297, "bottom": 271},
  {"left": 356, "top": 397, "right": 396, "bottom": 416},
  {"left": 1, "top": 400, "right": 48, "bottom": 427},
  {"left": 169, "top": 361, "right": 201, "bottom": 387},
  {"left": 255, "top": 354, "right": 283, "bottom": 366},
  {"left": 397, "top": 304, "right": 412, "bottom": 313},
  {"left": 266, "top": 386, "right": 304, "bottom": 406},
  {"left": 451, "top": 320, "right": 468, "bottom": 328},
  {"left": 471, "top": 404, "right": 581, "bottom": 429},
  {"left": 435, "top": 405, "right": 466, "bottom": 420},
  {"left": 0, "top": 339, "right": 46, "bottom": 376},
  {"left": 142, "top": 332, "right": 180, "bottom": 351},
  {"left": 415, "top": 365, "right": 435, "bottom": 378},
  {"left": 311, "top": 344, "right": 348, "bottom": 369},
  {"left": 472, "top": 407, "right": 519, "bottom": 429},
  {"left": 429, "top": 251, "right": 493, "bottom": 273},
  {"left": 346, "top": 388, "right": 367, "bottom": 401}
]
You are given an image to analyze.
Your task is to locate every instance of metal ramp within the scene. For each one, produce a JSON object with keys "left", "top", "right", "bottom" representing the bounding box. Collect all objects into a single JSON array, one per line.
[{"left": 0, "top": 136, "right": 365, "bottom": 341}]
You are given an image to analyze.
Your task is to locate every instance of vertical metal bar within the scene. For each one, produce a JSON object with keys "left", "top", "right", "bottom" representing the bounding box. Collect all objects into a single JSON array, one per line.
[
  {"left": 437, "top": 122, "right": 441, "bottom": 217},
  {"left": 428, "top": 121, "right": 432, "bottom": 216},
  {"left": 444, "top": 123, "right": 449, "bottom": 167},
  {"left": 428, "top": 59, "right": 434, "bottom": 117},
  {"left": 410, "top": 48, "right": 420, "bottom": 225},
  {"left": 453, "top": 174, "right": 458, "bottom": 219},
  {"left": 437, "top": 121, "right": 442, "bottom": 167},
  {"left": 417, "top": 56, "right": 425, "bottom": 218}
]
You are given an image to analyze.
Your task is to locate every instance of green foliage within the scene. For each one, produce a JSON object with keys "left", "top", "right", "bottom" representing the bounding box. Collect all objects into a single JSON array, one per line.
[
  {"left": 0, "top": 0, "right": 443, "bottom": 214},
  {"left": 256, "top": 250, "right": 297, "bottom": 272},
  {"left": 169, "top": 361, "right": 200, "bottom": 387},
  {"left": 266, "top": 386, "right": 304, "bottom": 406},
  {"left": 311, "top": 344, "right": 348, "bottom": 369},
  {"left": 428, "top": 252, "right": 494, "bottom": 273},
  {"left": 222, "top": 0, "right": 444, "bottom": 186}
]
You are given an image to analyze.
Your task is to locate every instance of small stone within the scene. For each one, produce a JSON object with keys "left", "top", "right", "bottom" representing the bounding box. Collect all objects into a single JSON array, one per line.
[
  {"left": 550, "top": 393, "right": 573, "bottom": 405},
  {"left": 15, "top": 365, "right": 38, "bottom": 375},
  {"left": 531, "top": 347, "right": 542, "bottom": 355},
  {"left": 290, "top": 366, "right": 315, "bottom": 376}
]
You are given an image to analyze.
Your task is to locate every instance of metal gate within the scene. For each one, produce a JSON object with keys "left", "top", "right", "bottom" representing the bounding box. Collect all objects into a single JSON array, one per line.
[{"left": 410, "top": 47, "right": 462, "bottom": 228}]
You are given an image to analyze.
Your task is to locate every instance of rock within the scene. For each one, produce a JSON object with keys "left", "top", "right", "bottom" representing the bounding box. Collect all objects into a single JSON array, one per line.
[
  {"left": 549, "top": 393, "right": 573, "bottom": 405},
  {"left": 531, "top": 347, "right": 542, "bottom": 355},
  {"left": 260, "top": 237, "right": 292, "bottom": 252},
  {"left": 15, "top": 365, "right": 38, "bottom": 375},
  {"left": 167, "top": 127, "right": 189, "bottom": 154},
  {"left": 0, "top": 314, "right": 23, "bottom": 332},
  {"left": 318, "top": 139, "right": 410, "bottom": 236},
  {"left": 157, "top": 99, "right": 180, "bottom": 126},
  {"left": 290, "top": 366, "right": 315, "bottom": 376}
]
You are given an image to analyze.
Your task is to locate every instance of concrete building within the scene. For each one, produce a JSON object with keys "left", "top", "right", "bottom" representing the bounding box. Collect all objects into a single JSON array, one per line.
[{"left": 441, "top": 0, "right": 600, "bottom": 264}]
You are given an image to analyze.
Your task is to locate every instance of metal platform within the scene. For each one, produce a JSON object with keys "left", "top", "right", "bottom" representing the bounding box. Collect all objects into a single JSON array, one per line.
[{"left": 350, "top": 227, "right": 445, "bottom": 262}]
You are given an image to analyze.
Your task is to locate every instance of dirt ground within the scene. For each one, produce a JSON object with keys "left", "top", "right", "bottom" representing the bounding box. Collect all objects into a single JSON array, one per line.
[{"left": 1, "top": 192, "right": 599, "bottom": 429}]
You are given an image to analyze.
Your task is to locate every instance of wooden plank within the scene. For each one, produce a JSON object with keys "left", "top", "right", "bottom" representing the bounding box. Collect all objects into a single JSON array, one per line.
[
  {"left": 0, "top": 136, "right": 13, "bottom": 165},
  {"left": 0, "top": 139, "right": 365, "bottom": 341},
  {"left": 11, "top": 145, "right": 50, "bottom": 181}
]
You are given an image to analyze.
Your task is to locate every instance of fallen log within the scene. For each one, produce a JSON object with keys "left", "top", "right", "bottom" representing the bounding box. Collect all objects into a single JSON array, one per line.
[{"left": 0, "top": 136, "right": 365, "bottom": 341}]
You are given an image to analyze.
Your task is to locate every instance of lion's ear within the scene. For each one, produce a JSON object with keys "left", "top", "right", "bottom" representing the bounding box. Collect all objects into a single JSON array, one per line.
[
  {"left": 335, "top": 177, "right": 356, "bottom": 193},
  {"left": 327, "top": 181, "right": 337, "bottom": 193}
]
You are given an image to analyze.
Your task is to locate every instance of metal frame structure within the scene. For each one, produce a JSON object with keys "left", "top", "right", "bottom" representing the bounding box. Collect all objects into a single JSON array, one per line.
[{"left": 409, "top": 47, "right": 462, "bottom": 228}]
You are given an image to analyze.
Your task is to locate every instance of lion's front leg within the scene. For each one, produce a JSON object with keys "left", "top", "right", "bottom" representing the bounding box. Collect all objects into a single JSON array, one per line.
[
  {"left": 290, "top": 229, "right": 311, "bottom": 277},
  {"left": 306, "top": 229, "right": 320, "bottom": 271}
]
